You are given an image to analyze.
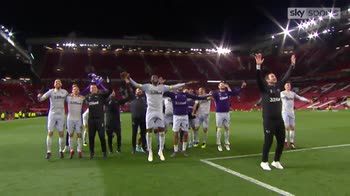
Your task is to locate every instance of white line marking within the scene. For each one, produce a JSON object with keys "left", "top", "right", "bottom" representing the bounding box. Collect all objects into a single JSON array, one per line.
[
  {"left": 203, "top": 143, "right": 350, "bottom": 161},
  {"left": 200, "top": 159, "right": 295, "bottom": 196},
  {"left": 200, "top": 144, "right": 350, "bottom": 196}
]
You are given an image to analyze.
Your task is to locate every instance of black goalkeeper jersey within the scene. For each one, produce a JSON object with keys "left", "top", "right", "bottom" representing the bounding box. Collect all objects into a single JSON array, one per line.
[
  {"left": 85, "top": 88, "right": 112, "bottom": 119},
  {"left": 256, "top": 64, "right": 294, "bottom": 120}
]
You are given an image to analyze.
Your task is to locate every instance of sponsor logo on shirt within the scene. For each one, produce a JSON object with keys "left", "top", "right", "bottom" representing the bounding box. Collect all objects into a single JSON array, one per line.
[
  {"left": 175, "top": 101, "right": 187, "bottom": 105},
  {"left": 53, "top": 96, "right": 66, "bottom": 99},
  {"left": 150, "top": 90, "right": 163, "bottom": 95},
  {"left": 269, "top": 97, "right": 281, "bottom": 102},
  {"left": 89, "top": 101, "right": 99, "bottom": 105},
  {"left": 219, "top": 96, "right": 228, "bottom": 100},
  {"left": 70, "top": 101, "right": 83, "bottom": 105}
]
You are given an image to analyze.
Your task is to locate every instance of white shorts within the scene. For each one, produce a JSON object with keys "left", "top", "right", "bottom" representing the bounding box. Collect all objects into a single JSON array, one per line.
[
  {"left": 282, "top": 112, "right": 295, "bottom": 127},
  {"left": 67, "top": 119, "right": 82, "bottom": 134},
  {"left": 173, "top": 115, "right": 189, "bottom": 132},
  {"left": 198, "top": 113, "right": 210, "bottom": 129},
  {"left": 47, "top": 113, "right": 65, "bottom": 132},
  {"left": 216, "top": 112, "right": 230, "bottom": 128},
  {"left": 146, "top": 112, "right": 165, "bottom": 130},
  {"left": 164, "top": 113, "right": 173, "bottom": 130}
]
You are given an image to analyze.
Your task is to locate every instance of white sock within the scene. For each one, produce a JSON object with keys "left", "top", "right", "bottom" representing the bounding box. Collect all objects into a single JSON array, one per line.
[
  {"left": 77, "top": 138, "right": 82, "bottom": 152},
  {"left": 58, "top": 137, "right": 64, "bottom": 152},
  {"left": 146, "top": 132, "right": 152, "bottom": 152},
  {"left": 290, "top": 130, "right": 295, "bottom": 143},
  {"left": 224, "top": 130, "right": 230, "bottom": 145},
  {"left": 182, "top": 142, "right": 187, "bottom": 152},
  {"left": 69, "top": 136, "right": 74, "bottom": 152},
  {"left": 203, "top": 131, "right": 208, "bottom": 143},
  {"left": 194, "top": 131, "right": 199, "bottom": 143},
  {"left": 216, "top": 128, "right": 222, "bottom": 145},
  {"left": 174, "top": 145, "right": 178, "bottom": 152},
  {"left": 188, "top": 131, "right": 193, "bottom": 143},
  {"left": 285, "top": 130, "right": 288, "bottom": 142},
  {"left": 158, "top": 132, "right": 165, "bottom": 152},
  {"left": 46, "top": 136, "right": 52, "bottom": 153}
]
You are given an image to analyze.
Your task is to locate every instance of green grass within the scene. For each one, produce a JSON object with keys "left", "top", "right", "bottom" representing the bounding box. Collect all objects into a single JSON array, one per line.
[{"left": 0, "top": 110, "right": 349, "bottom": 195}]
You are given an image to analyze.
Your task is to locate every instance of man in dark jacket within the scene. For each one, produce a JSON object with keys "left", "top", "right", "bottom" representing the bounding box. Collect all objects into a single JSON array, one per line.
[
  {"left": 105, "top": 85, "right": 131, "bottom": 154},
  {"left": 129, "top": 88, "right": 147, "bottom": 154},
  {"left": 255, "top": 53, "right": 296, "bottom": 171},
  {"left": 85, "top": 77, "right": 112, "bottom": 159}
]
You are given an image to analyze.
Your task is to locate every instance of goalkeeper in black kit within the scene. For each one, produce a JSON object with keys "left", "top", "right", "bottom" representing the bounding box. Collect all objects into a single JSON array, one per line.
[{"left": 255, "top": 53, "right": 296, "bottom": 171}]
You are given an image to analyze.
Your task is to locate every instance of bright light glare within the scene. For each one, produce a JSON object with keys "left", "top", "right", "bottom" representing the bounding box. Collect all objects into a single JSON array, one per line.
[{"left": 216, "top": 47, "right": 231, "bottom": 54}]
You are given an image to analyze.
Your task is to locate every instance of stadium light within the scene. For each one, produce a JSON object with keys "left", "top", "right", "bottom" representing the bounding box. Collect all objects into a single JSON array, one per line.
[
  {"left": 207, "top": 80, "right": 221, "bottom": 83},
  {"left": 310, "top": 18, "right": 316, "bottom": 25},
  {"left": 216, "top": 47, "right": 231, "bottom": 54},
  {"left": 328, "top": 12, "right": 334, "bottom": 19},
  {"left": 298, "top": 23, "right": 303, "bottom": 29}
]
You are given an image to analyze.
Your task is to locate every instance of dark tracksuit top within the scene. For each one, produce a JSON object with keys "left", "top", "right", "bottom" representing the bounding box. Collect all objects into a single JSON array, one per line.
[
  {"left": 256, "top": 63, "right": 294, "bottom": 162},
  {"left": 105, "top": 96, "right": 130, "bottom": 130}
]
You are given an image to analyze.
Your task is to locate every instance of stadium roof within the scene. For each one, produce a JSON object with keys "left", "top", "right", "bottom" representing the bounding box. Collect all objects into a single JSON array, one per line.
[{"left": 2, "top": 0, "right": 349, "bottom": 47}]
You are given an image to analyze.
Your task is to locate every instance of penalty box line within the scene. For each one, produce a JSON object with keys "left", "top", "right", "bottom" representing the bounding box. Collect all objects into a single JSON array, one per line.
[{"left": 200, "top": 143, "right": 350, "bottom": 196}]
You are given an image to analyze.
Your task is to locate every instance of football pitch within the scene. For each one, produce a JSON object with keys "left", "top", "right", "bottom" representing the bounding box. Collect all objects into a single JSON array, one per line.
[{"left": 0, "top": 110, "right": 349, "bottom": 196}]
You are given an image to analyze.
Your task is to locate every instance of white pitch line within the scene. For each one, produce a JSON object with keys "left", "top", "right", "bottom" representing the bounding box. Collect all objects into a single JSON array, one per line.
[
  {"left": 200, "top": 143, "right": 350, "bottom": 196},
  {"left": 203, "top": 143, "right": 350, "bottom": 161},
  {"left": 200, "top": 159, "right": 295, "bottom": 196}
]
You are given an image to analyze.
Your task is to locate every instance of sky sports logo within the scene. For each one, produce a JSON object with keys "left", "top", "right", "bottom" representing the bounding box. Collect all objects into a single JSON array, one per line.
[{"left": 288, "top": 7, "right": 341, "bottom": 19}]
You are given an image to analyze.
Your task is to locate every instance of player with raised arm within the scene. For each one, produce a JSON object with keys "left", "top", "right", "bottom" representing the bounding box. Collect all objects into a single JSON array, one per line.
[
  {"left": 66, "top": 84, "right": 85, "bottom": 159},
  {"left": 281, "top": 81, "right": 312, "bottom": 149},
  {"left": 163, "top": 88, "right": 209, "bottom": 157},
  {"left": 211, "top": 81, "right": 246, "bottom": 152},
  {"left": 185, "top": 88, "right": 199, "bottom": 148},
  {"left": 122, "top": 72, "right": 193, "bottom": 162},
  {"left": 37, "top": 79, "right": 69, "bottom": 159},
  {"left": 105, "top": 83, "right": 132, "bottom": 154},
  {"left": 85, "top": 76, "right": 112, "bottom": 159},
  {"left": 255, "top": 53, "right": 296, "bottom": 170}
]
